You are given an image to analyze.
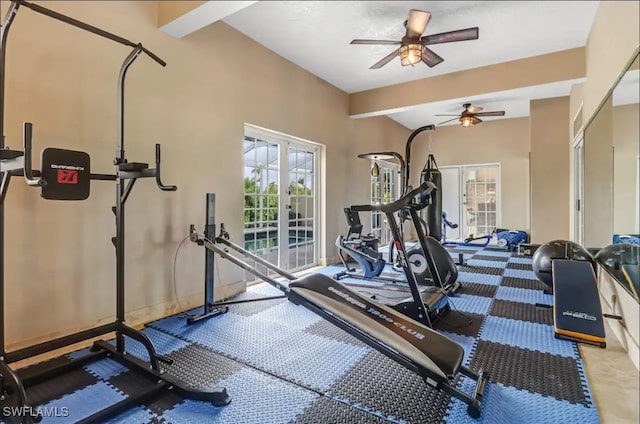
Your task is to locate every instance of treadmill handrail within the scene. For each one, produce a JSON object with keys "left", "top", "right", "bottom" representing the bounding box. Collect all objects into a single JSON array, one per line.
[{"left": 351, "top": 181, "right": 436, "bottom": 214}]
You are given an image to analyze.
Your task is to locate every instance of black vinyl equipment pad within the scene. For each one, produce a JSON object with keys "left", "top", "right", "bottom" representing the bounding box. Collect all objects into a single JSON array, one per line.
[
  {"left": 289, "top": 273, "right": 464, "bottom": 378},
  {"left": 40, "top": 147, "right": 91, "bottom": 201},
  {"left": 552, "top": 259, "right": 606, "bottom": 345}
]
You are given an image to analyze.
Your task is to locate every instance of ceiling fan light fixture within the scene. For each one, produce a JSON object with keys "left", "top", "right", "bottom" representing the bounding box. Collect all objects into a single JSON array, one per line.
[
  {"left": 399, "top": 44, "right": 422, "bottom": 66},
  {"left": 460, "top": 116, "right": 475, "bottom": 127}
]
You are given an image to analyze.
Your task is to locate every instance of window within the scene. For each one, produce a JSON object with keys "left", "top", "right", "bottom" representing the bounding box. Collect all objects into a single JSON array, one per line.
[
  {"left": 370, "top": 161, "right": 400, "bottom": 246},
  {"left": 243, "top": 125, "right": 321, "bottom": 279}
]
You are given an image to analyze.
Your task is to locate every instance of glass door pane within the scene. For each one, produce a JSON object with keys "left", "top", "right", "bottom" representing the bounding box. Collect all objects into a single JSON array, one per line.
[
  {"left": 370, "top": 161, "right": 399, "bottom": 247},
  {"left": 463, "top": 165, "right": 499, "bottom": 238},
  {"left": 243, "top": 137, "right": 280, "bottom": 281},
  {"left": 440, "top": 167, "right": 462, "bottom": 240},
  {"left": 287, "top": 146, "right": 316, "bottom": 271}
]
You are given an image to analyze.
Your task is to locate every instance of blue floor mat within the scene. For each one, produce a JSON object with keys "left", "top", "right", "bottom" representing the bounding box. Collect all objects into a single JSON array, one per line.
[{"left": 8, "top": 246, "right": 600, "bottom": 424}]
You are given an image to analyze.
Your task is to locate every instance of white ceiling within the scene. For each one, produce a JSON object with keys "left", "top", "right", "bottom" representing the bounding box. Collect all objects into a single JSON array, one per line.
[
  {"left": 224, "top": 1, "right": 599, "bottom": 93},
  {"left": 219, "top": 1, "right": 600, "bottom": 129}
]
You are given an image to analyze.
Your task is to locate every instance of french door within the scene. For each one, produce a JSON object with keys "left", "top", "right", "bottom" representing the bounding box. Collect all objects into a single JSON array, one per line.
[
  {"left": 440, "top": 164, "right": 501, "bottom": 240},
  {"left": 573, "top": 137, "right": 585, "bottom": 244},
  {"left": 243, "top": 125, "right": 320, "bottom": 275},
  {"left": 370, "top": 161, "right": 400, "bottom": 247}
]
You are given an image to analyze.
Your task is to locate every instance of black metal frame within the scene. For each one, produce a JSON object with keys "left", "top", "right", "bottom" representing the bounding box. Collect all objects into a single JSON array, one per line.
[
  {"left": 348, "top": 183, "right": 452, "bottom": 328},
  {"left": 187, "top": 191, "right": 488, "bottom": 419},
  {"left": 357, "top": 125, "right": 435, "bottom": 265},
  {"left": 184, "top": 193, "right": 287, "bottom": 324},
  {"left": 0, "top": 2, "right": 229, "bottom": 423},
  {"left": 334, "top": 208, "right": 435, "bottom": 287},
  {"left": 184, "top": 194, "right": 286, "bottom": 325}
]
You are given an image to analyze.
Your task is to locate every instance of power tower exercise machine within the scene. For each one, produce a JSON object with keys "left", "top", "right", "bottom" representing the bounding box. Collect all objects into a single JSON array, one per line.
[
  {"left": 350, "top": 125, "right": 464, "bottom": 282},
  {"left": 0, "top": 2, "right": 230, "bottom": 423},
  {"left": 356, "top": 125, "right": 436, "bottom": 268},
  {"left": 187, "top": 187, "right": 489, "bottom": 419}
]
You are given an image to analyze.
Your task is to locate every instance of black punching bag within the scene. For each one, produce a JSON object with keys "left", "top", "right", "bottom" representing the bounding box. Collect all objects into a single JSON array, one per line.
[{"left": 420, "top": 154, "right": 443, "bottom": 241}]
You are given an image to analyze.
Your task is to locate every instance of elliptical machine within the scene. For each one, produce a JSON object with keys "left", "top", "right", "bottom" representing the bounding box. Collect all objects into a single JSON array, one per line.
[
  {"left": 335, "top": 182, "right": 457, "bottom": 325},
  {"left": 335, "top": 183, "right": 461, "bottom": 294},
  {"left": 335, "top": 207, "right": 434, "bottom": 286}
]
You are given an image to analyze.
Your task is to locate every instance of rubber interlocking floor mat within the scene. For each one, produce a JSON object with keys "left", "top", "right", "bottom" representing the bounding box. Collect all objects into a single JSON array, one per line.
[{"left": 2, "top": 247, "right": 600, "bottom": 423}]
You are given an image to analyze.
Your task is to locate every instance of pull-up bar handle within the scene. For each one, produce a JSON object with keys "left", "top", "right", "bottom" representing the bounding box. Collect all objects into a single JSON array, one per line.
[
  {"left": 22, "top": 122, "right": 44, "bottom": 187},
  {"left": 14, "top": 0, "right": 166, "bottom": 67},
  {"left": 155, "top": 144, "right": 176, "bottom": 192}
]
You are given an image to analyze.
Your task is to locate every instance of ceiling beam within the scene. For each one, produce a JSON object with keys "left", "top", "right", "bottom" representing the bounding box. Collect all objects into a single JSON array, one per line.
[
  {"left": 349, "top": 47, "right": 585, "bottom": 119},
  {"left": 157, "top": 1, "right": 259, "bottom": 38}
]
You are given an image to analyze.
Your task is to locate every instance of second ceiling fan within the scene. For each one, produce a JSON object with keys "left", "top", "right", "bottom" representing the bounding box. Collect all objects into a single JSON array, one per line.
[
  {"left": 350, "top": 9, "right": 479, "bottom": 69},
  {"left": 436, "top": 103, "right": 506, "bottom": 127}
]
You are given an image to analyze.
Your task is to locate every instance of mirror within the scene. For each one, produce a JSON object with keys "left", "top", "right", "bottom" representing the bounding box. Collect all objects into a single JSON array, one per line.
[{"left": 583, "top": 53, "right": 639, "bottom": 302}]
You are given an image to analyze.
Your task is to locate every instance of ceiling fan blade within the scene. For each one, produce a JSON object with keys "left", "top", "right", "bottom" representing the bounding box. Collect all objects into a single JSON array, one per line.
[
  {"left": 474, "top": 111, "right": 505, "bottom": 117},
  {"left": 405, "top": 10, "right": 431, "bottom": 38},
  {"left": 350, "top": 39, "right": 402, "bottom": 45},
  {"left": 438, "top": 117, "right": 460, "bottom": 125},
  {"left": 370, "top": 49, "right": 400, "bottom": 69},
  {"left": 421, "top": 27, "right": 479, "bottom": 45},
  {"left": 468, "top": 106, "right": 483, "bottom": 113},
  {"left": 435, "top": 114, "right": 461, "bottom": 117},
  {"left": 472, "top": 117, "right": 483, "bottom": 125},
  {"left": 421, "top": 47, "right": 444, "bottom": 68}
]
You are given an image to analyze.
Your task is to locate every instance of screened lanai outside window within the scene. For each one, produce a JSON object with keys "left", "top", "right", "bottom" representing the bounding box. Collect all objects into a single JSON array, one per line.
[
  {"left": 243, "top": 137, "right": 280, "bottom": 267},
  {"left": 243, "top": 127, "right": 320, "bottom": 280}
]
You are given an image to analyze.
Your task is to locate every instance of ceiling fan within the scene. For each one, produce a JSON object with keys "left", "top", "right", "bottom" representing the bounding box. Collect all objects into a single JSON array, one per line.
[
  {"left": 350, "top": 9, "right": 479, "bottom": 69},
  {"left": 436, "top": 103, "right": 506, "bottom": 127}
]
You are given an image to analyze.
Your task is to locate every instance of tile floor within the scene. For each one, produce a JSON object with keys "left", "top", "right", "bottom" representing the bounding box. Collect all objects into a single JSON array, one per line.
[{"left": 581, "top": 322, "right": 639, "bottom": 423}]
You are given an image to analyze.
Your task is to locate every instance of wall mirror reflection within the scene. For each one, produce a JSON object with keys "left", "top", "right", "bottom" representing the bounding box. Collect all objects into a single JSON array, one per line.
[{"left": 586, "top": 53, "right": 639, "bottom": 302}]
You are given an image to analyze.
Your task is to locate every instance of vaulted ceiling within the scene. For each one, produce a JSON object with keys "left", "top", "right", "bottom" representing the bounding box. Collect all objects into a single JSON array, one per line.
[{"left": 158, "top": 1, "right": 600, "bottom": 129}]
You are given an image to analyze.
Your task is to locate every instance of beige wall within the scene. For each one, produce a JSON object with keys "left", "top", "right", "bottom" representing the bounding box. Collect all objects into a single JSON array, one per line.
[
  {"left": 156, "top": 1, "right": 206, "bottom": 27},
  {"left": 583, "top": 1, "right": 640, "bottom": 123},
  {"left": 612, "top": 103, "right": 640, "bottom": 234},
  {"left": 530, "top": 97, "right": 571, "bottom": 244},
  {"left": 409, "top": 118, "right": 530, "bottom": 233},
  {"left": 2, "top": 1, "right": 409, "bottom": 348}
]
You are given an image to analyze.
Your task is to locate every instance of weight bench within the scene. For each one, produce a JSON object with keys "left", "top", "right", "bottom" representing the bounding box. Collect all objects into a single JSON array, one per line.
[
  {"left": 289, "top": 273, "right": 488, "bottom": 418},
  {"left": 552, "top": 260, "right": 606, "bottom": 347}
]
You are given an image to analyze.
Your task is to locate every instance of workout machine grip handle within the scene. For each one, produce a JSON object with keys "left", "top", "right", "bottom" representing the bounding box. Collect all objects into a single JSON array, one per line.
[
  {"left": 22, "top": 122, "right": 46, "bottom": 187},
  {"left": 154, "top": 144, "right": 177, "bottom": 191},
  {"left": 140, "top": 45, "right": 166, "bottom": 67}
]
